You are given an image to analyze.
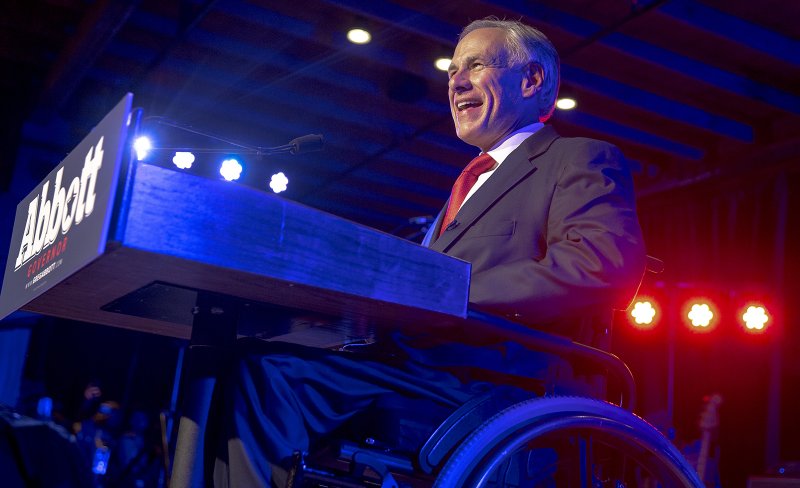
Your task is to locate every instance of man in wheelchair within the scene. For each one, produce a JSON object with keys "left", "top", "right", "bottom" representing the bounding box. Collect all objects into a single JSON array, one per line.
[{"left": 211, "top": 17, "right": 682, "bottom": 487}]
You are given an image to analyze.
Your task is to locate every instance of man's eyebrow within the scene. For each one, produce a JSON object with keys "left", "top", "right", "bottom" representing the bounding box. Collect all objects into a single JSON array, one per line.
[{"left": 449, "top": 55, "right": 479, "bottom": 72}]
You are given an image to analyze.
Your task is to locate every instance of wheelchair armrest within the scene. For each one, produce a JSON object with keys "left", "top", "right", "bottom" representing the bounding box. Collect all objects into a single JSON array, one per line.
[{"left": 463, "top": 309, "right": 636, "bottom": 411}]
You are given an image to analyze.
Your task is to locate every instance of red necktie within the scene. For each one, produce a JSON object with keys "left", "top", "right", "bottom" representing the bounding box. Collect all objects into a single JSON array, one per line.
[{"left": 439, "top": 153, "right": 496, "bottom": 236}]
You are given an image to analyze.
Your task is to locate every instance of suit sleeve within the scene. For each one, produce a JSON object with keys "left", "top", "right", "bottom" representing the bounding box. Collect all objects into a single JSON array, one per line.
[{"left": 468, "top": 142, "right": 646, "bottom": 325}]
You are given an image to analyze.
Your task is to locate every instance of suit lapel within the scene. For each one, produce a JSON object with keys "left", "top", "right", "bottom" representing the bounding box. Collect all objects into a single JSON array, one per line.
[
  {"left": 421, "top": 206, "right": 445, "bottom": 247},
  {"left": 429, "top": 126, "right": 560, "bottom": 252}
]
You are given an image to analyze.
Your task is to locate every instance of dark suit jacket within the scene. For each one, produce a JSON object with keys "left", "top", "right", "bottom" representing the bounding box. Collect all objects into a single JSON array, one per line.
[
  {"left": 218, "top": 132, "right": 646, "bottom": 479},
  {"left": 422, "top": 126, "right": 646, "bottom": 345}
]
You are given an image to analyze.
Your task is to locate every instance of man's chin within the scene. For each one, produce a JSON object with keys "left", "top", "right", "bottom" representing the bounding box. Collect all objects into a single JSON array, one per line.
[
  {"left": 455, "top": 128, "right": 484, "bottom": 148},
  {"left": 456, "top": 134, "right": 490, "bottom": 151}
]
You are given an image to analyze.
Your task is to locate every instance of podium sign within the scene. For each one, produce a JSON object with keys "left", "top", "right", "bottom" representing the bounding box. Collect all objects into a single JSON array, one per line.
[{"left": 0, "top": 93, "right": 133, "bottom": 320}]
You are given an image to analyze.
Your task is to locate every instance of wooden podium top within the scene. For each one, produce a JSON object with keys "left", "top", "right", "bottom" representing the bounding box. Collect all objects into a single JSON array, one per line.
[{"left": 21, "top": 163, "right": 471, "bottom": 345}]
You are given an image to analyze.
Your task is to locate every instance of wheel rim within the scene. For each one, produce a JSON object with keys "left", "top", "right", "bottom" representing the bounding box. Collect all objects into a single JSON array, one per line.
[{"left": 465, "top": 415, "right": 698, "bottom": 487}]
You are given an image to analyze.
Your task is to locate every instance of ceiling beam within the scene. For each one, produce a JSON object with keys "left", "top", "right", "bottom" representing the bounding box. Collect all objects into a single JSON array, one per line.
[
  {"left": 559, "top": 111, "right": 703, "bottom": 160},
  {"left": 36, "top": 0, "right": 138, "bottom": 114},
  {"left": 659, "top": 0, "right": 800, "bottom": 66},
  {"left": 562, "top": 65, "right": 752, "bottom": 142}
]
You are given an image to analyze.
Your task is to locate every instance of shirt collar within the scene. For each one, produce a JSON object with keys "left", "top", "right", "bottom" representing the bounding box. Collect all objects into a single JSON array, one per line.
[{"left": 486, "top": 122, "right": 545, "bottom": 165}]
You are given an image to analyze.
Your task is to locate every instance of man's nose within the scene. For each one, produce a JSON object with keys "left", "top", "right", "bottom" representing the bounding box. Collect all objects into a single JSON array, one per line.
[{"left": 449, "top": 69, "right": 470, "bottom": 92}]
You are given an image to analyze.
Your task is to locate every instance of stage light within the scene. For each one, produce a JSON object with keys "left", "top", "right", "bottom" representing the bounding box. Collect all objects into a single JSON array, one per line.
[
  {"left": 172, "top": 151, "right": 195, "bottom": 169},
  {"left": 36, "top": 396, "right": 53, "bottom": 418},
  {"left": 741, "top": 304, "right": 769, "bottom": 333},
  {"left": 219, "top": 158, "right": 242, "bottom": 181},
  {"left": 556, "top": 98, "right": 577, "bottom": 110},
  {"left": 435, "top": 57, "right": 452, "bottom": 71},
  {"left": 629, "top": 298, "right": 659, "bottom": 329},
  {"left": 347, "top": 28, "right": 371, "bottom": 44},
  {"left": 92, "top": 446, "right": 110, "bottom": 475},
  {"left": 133, "top": 136, "right": 152, "bottom": 161},
  {"left": 684, "top": 299, "right": 717, "bottom": 331},
  {"left": 269, "top": 172, "right": 288, "bottom": 193}
]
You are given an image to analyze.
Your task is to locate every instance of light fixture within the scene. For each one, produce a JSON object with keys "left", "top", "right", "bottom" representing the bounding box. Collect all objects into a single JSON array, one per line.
[
  {"left": 556, "top": 98, "right": 577, "bottom": 110},
  {"left": 347, "top": 28, "right": 371, "bottom": 44},
  {"left": 172, "top": 151, "right": 195, "bottom": 169},
  {"left": 741, "top": 304, "right": 769, "bottom": 333},
  {"left": 269, "top": 172, "right": 289, "bottom": 193},
  {"left": 629, "top": 298, "right": 659, "bottom": 329},
  {"left": 219, "top": 158, "right": 243, "bottom": 181},
  {"left": 133, "top": 136, "right": 152, "bottom": 161},
  {"left": 683, "top": 298, "right": 718, "bottom": 332},
  {"left": 435, "top": 57, "right": 451, "bottom": 72},
  {"left": 688, "top": 303, "right": 714, "bottom": 328}
]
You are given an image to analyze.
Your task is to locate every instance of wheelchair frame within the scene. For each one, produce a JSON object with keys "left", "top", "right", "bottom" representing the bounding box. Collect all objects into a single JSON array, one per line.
[{"left": 282, "top": 309, "right": 703, "bottom": 488}]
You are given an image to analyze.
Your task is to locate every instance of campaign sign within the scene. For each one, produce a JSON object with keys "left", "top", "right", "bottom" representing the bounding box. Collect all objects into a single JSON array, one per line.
[{"left": 0, "top": 93, "right": 133, "bottom": 320}]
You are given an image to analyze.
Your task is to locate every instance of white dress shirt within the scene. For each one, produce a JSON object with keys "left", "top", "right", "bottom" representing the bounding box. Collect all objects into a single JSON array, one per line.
[{"left": 459, "top": 122, "right": 544, "bottom": 209}]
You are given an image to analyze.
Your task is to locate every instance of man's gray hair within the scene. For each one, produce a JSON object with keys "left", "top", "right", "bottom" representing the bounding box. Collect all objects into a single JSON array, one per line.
[{"left": 461, "top": 17, "right": 560, "bottom": 122}]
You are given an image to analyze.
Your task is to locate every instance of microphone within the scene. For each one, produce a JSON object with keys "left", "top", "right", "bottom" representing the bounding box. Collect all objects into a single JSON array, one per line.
[
  {"left": 289, "top": 134, "right": 324, "bottom": 155},
  {"left": 257, "top": 134, "right": 324, "bottom": 156}
]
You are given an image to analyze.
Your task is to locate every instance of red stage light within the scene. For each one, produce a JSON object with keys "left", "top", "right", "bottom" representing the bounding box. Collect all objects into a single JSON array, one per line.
[
  {"left": 683, "top": 298, "right": 718, "bottom": 333},
  {"left": 628, "top": 298, "right": 659, "bottom": 330},
  {"left": 740, "top": 304, "right": 769, "bottom": 333},
  {"left": 688, "top": 303, "right": 713, "bottom": 327}
]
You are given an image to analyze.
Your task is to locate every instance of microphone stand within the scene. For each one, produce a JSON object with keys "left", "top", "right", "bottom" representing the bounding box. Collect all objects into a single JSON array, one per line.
[{"left": 144, "top": 116, "right": 323, "bottom": 156}]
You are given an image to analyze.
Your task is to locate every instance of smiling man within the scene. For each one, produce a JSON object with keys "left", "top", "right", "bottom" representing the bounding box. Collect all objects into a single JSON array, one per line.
[
  {"left": 215, "top": 18, "right": 646, "bottom": 487},
  {"left": 426, "top": 19, "right": 645, "bottom": 341}
]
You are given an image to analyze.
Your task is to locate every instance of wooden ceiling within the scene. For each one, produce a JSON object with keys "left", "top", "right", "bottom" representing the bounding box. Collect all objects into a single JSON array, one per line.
[{"left": 3, "top": 0, "right": 799, "bottom": 235}]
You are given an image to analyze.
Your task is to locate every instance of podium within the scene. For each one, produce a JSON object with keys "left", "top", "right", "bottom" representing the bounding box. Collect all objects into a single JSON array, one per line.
[
  {"left": 16, "top": 159, "right": 471, "bottom": 343},
  {"left": 0, "top": 95, "right": 471, "bottom": 487}
]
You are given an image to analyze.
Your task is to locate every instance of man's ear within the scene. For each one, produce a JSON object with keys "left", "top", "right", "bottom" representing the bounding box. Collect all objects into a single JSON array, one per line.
[{"left": 521, "top": 62, "right": 544, "bottom": 98}]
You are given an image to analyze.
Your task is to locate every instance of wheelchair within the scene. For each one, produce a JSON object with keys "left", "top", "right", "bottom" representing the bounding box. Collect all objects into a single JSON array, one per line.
[{"left": 277, "top": 309, "right": 703, "bottom": 488}]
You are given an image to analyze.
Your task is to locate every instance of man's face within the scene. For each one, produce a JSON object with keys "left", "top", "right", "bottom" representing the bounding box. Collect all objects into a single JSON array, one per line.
[{"left": 448, "top": 28, "right": 535, "bottom": 152}]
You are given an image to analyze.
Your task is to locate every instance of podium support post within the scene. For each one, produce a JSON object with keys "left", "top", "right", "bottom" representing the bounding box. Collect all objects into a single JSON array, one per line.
[{"left": 171, "top": 291, "right": 238, "bottom": 488}]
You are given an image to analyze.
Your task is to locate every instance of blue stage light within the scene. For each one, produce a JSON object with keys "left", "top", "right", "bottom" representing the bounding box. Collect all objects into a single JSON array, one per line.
[
  {"left": 36, "top": 396, "right": 53, "bottom": 418},
  {"left": 269, "top": 172, "right": 289, "bottom": 193},
  {"left": 172, "top": 151, "right": 195, "bottom": 169},
  {"left": 220, "top": 158, "right": 243, "bottom": 181},
  {"left": 92, "top": 446, "right": 110, "bottom": 475},
  {"left": 133, "top": 136, "right": 152, "bottom": 161}
]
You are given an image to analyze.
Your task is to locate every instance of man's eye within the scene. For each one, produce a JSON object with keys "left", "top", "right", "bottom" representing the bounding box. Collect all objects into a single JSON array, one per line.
[{"left": 470, "top": 62, "right": 484, "bottom": 70}]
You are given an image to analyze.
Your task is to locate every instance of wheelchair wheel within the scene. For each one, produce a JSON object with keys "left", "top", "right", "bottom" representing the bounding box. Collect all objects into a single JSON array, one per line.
[{"left": 433, "top": 396, "right": 702, "bottom": 488}]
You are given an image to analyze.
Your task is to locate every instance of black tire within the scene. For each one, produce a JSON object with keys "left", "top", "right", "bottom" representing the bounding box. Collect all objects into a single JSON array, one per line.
[{"left": 433, "top": 396, "right": 702, "bottom": 488}]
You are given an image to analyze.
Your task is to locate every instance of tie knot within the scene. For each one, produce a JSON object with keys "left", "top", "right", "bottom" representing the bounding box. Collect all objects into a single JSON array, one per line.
[
  {"left": 464, "top": 153, "right": 496, "bottom": 176},
  {"left": 437, "top": 153, "right": 496, "bottom": 238}
]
